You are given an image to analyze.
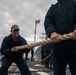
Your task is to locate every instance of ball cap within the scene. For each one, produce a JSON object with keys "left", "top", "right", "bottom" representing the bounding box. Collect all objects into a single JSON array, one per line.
[{"left": 11, "top": 24, "right": 20, "bottom": 31}]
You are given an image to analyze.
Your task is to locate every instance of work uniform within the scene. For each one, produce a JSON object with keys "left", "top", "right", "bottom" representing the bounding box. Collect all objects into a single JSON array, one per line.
[
  {"left": 44, "top": 0, "right": 76, "bottom": 75},
  {"left": 0, "top": 34, "right": 31, "bottom": 75}
]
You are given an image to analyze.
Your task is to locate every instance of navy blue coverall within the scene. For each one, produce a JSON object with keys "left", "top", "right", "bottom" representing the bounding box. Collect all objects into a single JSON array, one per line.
[
  {"left": 44, "top": 0, "right": 76, "bottom": 75},
  {"left": 0, "top": 34, "right": 31, "bottom": 75}
]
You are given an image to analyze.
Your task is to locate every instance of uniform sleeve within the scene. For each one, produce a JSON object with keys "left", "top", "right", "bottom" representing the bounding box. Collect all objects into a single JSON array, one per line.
[
  {"left": 73, "top": 0, "right": 76, "bottom": 30},
  {"left": 44, "top": 5, "right": 56, "bottom": 38},
  {"left": 1, "top": 38, "right": 12, "bottom": 56}
]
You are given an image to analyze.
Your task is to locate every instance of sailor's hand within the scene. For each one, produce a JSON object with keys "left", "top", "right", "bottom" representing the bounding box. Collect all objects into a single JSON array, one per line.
[
  {"left": 11, "top": 46, "right": 19, "bottom": 52},
  {"left": 50, "top": 32, "right": 61, "bottom": 43}
]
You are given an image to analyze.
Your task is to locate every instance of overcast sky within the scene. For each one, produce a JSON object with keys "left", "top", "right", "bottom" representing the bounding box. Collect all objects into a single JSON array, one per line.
[{"left": 0, "top": 0, "right": 57, "bottom": 46}]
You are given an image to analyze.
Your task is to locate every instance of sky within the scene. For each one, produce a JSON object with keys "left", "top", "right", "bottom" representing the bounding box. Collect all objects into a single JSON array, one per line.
[{"left": 0, "top": 0, "right": 57, "bottom": 46}]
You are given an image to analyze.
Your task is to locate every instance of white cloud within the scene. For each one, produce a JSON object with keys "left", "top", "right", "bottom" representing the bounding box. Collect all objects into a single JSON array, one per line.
[
  {"left": 0, "top": 0, "right": 57, "bottom": 46},
  {"left": 25, "top": 34, "right": 42, "bottom": 44}
]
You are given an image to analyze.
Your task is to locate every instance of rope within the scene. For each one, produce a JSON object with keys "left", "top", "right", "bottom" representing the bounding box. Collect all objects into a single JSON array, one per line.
[
  {"left": 29, "top": 54, "right": 51, "bottom": 67},
  {"left": 13, "top": 32, "right": 72, "bottom": 68},
  {"left": 1, "top": 33, "right": 73, "bottom": 73},
  {"left": 16, "top": 32, "right": 73, "bottom": 50}
]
